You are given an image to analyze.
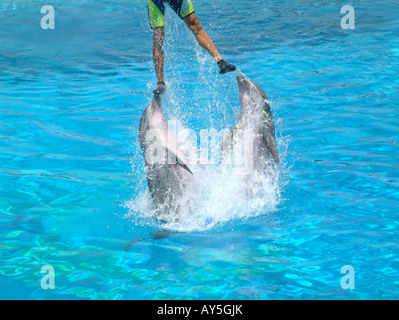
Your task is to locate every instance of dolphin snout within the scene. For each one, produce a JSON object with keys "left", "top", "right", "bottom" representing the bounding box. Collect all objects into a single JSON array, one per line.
[{"left": 237, "top": 75, "right": 250, "bottom": 92}]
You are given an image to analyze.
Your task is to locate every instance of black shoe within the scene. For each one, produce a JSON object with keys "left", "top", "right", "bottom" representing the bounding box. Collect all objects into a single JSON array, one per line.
[
  {"left": 153, "top": 81, "right": 166, "bottom": 95},
  {"left": 218, "top": 59, "right": 236, "bottom": 74}
]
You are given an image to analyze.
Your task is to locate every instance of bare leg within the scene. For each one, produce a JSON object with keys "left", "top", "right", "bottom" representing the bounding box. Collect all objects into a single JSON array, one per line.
[
  {"left": 152, "top": 27, "right": 165, "bottom": 83},
  {"left": 184, "top": 13, "right": 222, "bottom": 62}
]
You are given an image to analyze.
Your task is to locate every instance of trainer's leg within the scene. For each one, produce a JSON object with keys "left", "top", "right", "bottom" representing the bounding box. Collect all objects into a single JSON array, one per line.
[
  {"left": 152, "top": 27, "right": 165, "bottom": 83},
  {"left": 183, "top": 13, "right": 222, "bottom": 62}
]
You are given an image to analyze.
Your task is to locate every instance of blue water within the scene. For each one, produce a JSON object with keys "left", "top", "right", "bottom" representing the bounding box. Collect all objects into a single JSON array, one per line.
[{"left": 1, "top": 0, "right": 398, "bottom": 299}]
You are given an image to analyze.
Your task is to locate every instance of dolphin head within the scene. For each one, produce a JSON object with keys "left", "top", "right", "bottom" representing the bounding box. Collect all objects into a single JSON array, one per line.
[
  {"left": 237, "top": 75, "right": 270, "bottom": 120},
  {"left": 237, "top": 75, "right": 267, "bottom": 99},
  {"left": 234, "top": 75, "right": 279, "bottom": 165},
  {"left": 237, "top": 75, "right": 268, "bottom": 104}
]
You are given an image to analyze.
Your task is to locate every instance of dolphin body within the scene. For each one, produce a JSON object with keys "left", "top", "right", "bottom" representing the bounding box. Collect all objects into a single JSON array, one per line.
[
  {"left": 139, "top": 76, "right": 278, "bottom": 215},
  {"left": 221, "top": 75, "right": 279, "bottom": 176},
  {"left": 139, "top": 95, "right": 195, "bottom": 214}
]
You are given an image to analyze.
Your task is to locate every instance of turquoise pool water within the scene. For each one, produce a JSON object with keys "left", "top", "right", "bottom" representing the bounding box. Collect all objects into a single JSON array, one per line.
[{"left": 1, "top": 0, "right": 398, "bottom": 299}]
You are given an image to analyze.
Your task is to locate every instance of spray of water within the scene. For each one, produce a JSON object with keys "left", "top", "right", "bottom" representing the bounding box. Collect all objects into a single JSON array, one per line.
[{"left": 124, "top": 10, "right": 289, "bottom": 233}]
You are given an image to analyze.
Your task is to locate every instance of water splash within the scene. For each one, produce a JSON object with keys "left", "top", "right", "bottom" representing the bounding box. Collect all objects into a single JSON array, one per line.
[
  {"left": 125, "top": 105, "right": 288, "bottom": 232},
  {"left": 125, "top": 10, "right": 289, "bottom": 233}
]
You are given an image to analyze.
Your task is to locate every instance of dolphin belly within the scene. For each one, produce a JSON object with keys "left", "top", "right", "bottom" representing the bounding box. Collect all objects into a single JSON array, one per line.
[
  {"left": 139, "top": 96, "right": 196, "bottom": 215},
  {"left": 221, "top": 75, "right": 279, "bottom": 177}
]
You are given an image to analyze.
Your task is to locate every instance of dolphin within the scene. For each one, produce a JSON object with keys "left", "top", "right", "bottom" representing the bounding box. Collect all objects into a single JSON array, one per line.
[
  {"left": 139, "top": 95, "right": 196, "bottom": 215},
  {"left": 221, "top": 75, "right": 279, "bottom": 176}
]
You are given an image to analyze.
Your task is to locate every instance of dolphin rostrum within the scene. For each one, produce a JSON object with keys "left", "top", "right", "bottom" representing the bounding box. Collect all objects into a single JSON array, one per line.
[
  {"left": 139, "top": 95, "right": 196, "bottom": 215},
  {"left": 221, "top": 75, "right": 279, "bottom": 176}
]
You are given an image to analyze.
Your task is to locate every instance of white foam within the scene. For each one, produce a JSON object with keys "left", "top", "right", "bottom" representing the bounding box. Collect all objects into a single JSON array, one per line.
[{"left": 125, "top": 124, "right": 285, "bottom": 233}]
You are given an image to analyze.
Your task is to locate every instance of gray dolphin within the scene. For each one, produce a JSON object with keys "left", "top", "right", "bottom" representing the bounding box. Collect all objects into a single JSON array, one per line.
[
  {"left": 139, "top": 95, "right": 195, "bottom": 214},
  {"left": 221, "top": 75, "right": 279, "bottom": 175}
]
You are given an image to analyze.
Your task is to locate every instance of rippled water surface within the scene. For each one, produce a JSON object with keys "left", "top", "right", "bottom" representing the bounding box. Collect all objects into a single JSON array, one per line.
[{"left": 1, "top": 0, "right": 398, "bottom": 299}]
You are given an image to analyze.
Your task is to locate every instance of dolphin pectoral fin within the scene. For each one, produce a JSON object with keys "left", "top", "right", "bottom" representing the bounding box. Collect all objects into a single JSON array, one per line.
[
  {"left": 167, "top": 148, "right": 194, "bottom": 175},
  {"left": 263, "top": 131, "right": 279, "bottom": 164},
  {"left": 176, "top": 159, "right": 193, "bottom": 175},
  {"left": 221, "top": 125, "right": 239, "bottom": 158},
  {"left": 221, "top": 130, "right": 232, "bottom": 155}
]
